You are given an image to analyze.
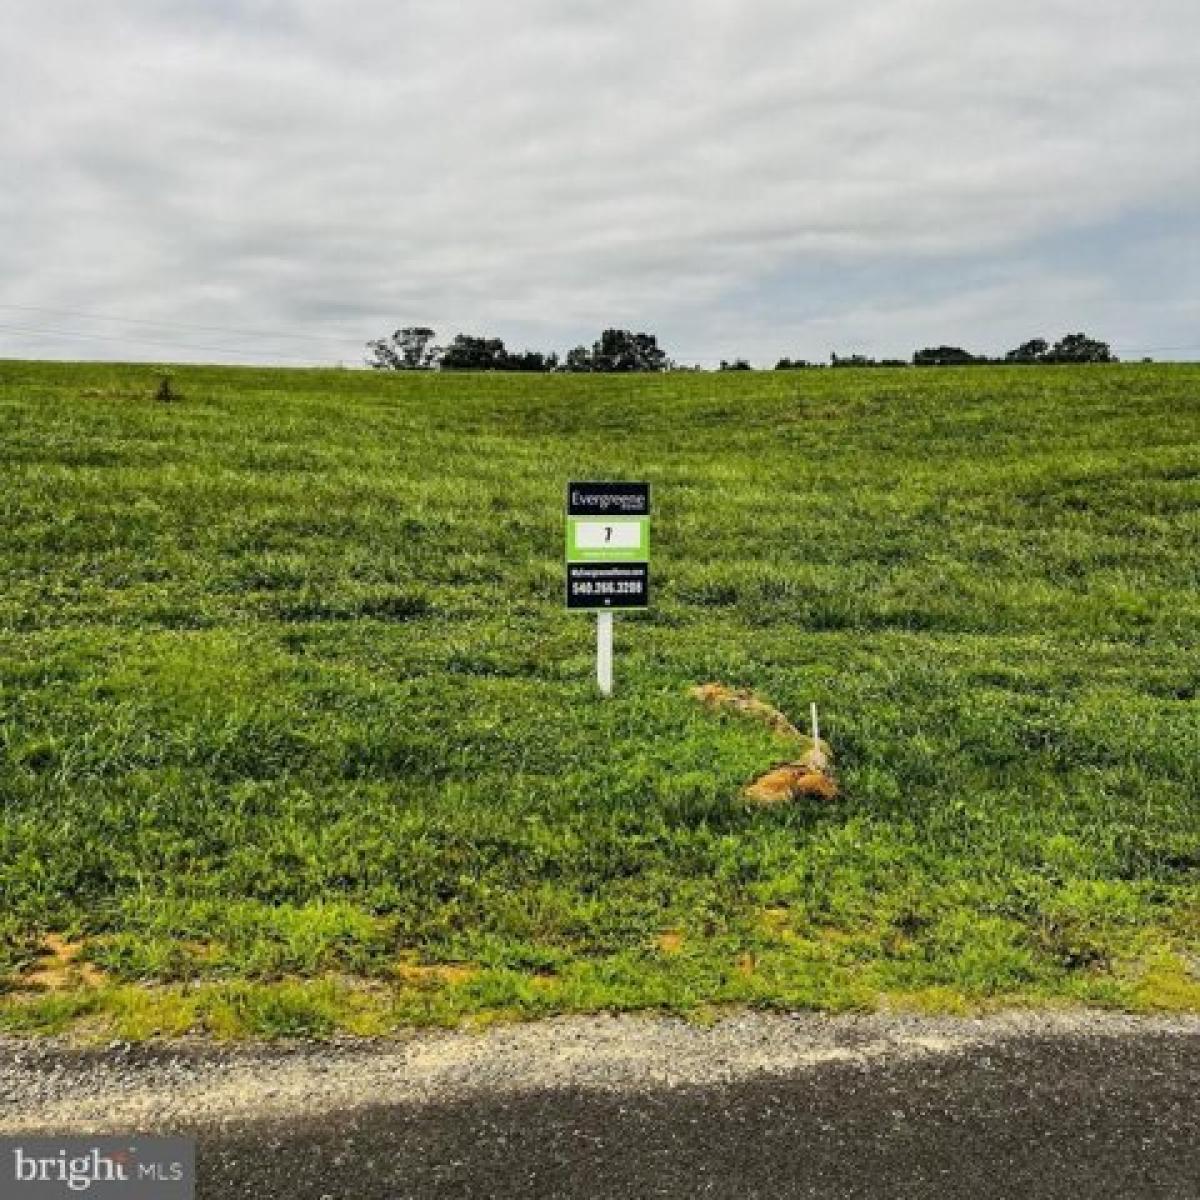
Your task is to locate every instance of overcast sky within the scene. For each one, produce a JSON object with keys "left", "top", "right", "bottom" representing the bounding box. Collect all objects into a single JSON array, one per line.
[{"left": 2, "top": 0, "right": 1198, "bottom": 366}]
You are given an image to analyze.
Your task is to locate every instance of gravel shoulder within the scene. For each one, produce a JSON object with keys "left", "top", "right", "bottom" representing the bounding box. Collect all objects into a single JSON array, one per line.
[{"left": 2, "top": 1009, "right": 1197, "bottom": 1134}]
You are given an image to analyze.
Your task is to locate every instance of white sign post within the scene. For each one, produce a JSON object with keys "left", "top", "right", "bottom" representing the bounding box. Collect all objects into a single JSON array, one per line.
[{"left": 597, "top": 610, "right": 614, "bottom": 697}]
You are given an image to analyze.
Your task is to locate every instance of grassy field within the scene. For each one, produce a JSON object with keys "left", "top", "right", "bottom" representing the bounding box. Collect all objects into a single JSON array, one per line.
[{"left": 1, "top": 358, "right": 1197, "bottom": 1038}]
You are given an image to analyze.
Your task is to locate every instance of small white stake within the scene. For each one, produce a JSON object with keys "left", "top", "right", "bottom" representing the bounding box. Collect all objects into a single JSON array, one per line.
[
  {"left": 810, "top": 702, "right": 820, "bottom": 745},
  {"left": 597, "top": 610, "right": 614, "bottom": 697}
]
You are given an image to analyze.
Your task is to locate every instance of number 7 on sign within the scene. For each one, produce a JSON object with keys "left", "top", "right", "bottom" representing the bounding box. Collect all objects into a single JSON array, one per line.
[{"left": 571, "top": 520, "right": 643, "bottom": 551}]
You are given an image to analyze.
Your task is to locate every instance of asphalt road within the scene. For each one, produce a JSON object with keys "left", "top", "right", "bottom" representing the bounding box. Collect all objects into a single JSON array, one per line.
[
  {"left": 198, "top": 1028, "right": 1197, "bottom": 1199},
  {"left": 4, "top": 1014, "right": 1196, "bottom": 1199}
]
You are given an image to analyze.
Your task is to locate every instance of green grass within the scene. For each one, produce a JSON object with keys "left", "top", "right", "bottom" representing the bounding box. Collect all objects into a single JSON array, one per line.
[{"left": 1, "top": 359, "right": 1197, "bottom": 1037}]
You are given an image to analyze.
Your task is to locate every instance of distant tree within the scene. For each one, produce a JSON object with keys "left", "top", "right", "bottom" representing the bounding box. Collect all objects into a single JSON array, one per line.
[
  {"left": 719, "top": 358, "right": 752, "bottom": 371},
  {"left": 775, "top": 357, "right": 816, "bottom": 370},
  {"left": 434, "top": 335, "right": 558, "bottom": 372},
  {"left": 365, "top": 326, "right": 439, "bottom": 370},
  {"left": 439, "top": 334, "right": 510, "bottom": 370},
  {"left": 913, "top": 345, "right": 982, "bottom": 367},
  {"left": 1004, "top": 338, "right": 1049, "bottom": 364},
  {"left": 1003, "top": 334, "right": 1116, "bottom": 365},
  {"left": 563, "top": 345, "right": 593, "bottom": 372},
  {"left": 1048, "top": 332, "right": 1116, "bottom": 363},
  {"left": 589, "top": 329, "right": 669, "bottom": 373},
  {"left": 831, "top": 352, "right": 906, "bottom": 368},
  {"left": 504, "top": 350, "right": 559, "bottom": 372}
]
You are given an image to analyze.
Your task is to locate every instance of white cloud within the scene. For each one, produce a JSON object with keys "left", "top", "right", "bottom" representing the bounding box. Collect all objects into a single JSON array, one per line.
[{"left": 1, "top": 0, "right": 1198, "bottom": 364}]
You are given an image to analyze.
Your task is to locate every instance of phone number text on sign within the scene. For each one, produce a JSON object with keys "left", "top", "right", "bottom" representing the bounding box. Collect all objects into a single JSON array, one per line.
[{"left": 566, "top": 564, "right": 649, "bottom": 609}]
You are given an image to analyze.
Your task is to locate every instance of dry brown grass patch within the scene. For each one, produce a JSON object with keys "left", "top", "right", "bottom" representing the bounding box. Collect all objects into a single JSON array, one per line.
[
  {"left": 657, "top": 930, "right": 685, "bottom": 955},
  {"left": 394, "top": 960, "right": 480, "bottom": 988},
  {"left": 21, "top": 934, "right": 108, "bottom": 992},
  {"left": 691, "top": 683, "right": 839, "bottom": 806}
]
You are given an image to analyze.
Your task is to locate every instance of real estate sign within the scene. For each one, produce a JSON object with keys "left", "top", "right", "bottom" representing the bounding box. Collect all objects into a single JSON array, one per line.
[{"left": 565, "top": 482, "right": 650, "bottom": 609}]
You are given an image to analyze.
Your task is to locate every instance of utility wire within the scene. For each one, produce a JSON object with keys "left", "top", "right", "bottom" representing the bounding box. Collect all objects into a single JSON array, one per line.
[
  {"left": 2, "top": 302, "right": 1195, "bottom": 363},
  {"left": 0, "top": 303, "right": 365, "bottom": 349},
  {"left": 0, "top": 322, "right": 336, "bottom": 364}
]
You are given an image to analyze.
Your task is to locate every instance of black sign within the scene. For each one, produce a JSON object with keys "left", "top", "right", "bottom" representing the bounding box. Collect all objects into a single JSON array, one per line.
[
  {"left": 566, "top": 563, "right": 649, "bottom": 609},
  {"left": 567, "top": 482, "right": 650, "bottom": 517}
]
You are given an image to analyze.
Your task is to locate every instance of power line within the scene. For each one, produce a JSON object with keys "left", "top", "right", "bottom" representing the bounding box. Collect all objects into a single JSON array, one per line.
[
  {"left": 0, "top": 303, "right": 365, "bottom": 349},
  {"left": 0, "top": 304, "right": 723, "bottom": 358},
  {"left": 2, "top": 302, "right": 1194, "bottom": 364},
  {"left": 0, "top": 322, "right": 338, "bottom": 364},
  {"left": 0, "top": 316, "right": 754, "bottom": 365}
]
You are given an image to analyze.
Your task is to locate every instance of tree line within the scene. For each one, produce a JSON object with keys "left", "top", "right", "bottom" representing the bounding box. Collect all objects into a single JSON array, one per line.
[
  {"left": 366, "top": 327, "right": 668, "bottom": 373},
  {"left": 911, "top": 333, "right": 1117, "bottom": 366},
  {"left": 366, "top": 327, "right": 1119, "bottom": 373}
]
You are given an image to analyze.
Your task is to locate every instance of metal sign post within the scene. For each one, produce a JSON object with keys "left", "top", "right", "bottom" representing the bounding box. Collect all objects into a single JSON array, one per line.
[{"left": 565, "top": 481, "right": 650, "bottom": 697}]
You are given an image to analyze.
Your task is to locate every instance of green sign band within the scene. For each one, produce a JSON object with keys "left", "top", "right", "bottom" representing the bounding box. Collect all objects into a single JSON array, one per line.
[{"left": 566, "top": 516, "right": 650, "bottom": 564}]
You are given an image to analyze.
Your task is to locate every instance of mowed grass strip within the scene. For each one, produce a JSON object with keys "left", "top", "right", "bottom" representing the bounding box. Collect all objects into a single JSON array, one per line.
[{"left": 0, "top": 360, "right": 1197, "bottom": 1037}]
